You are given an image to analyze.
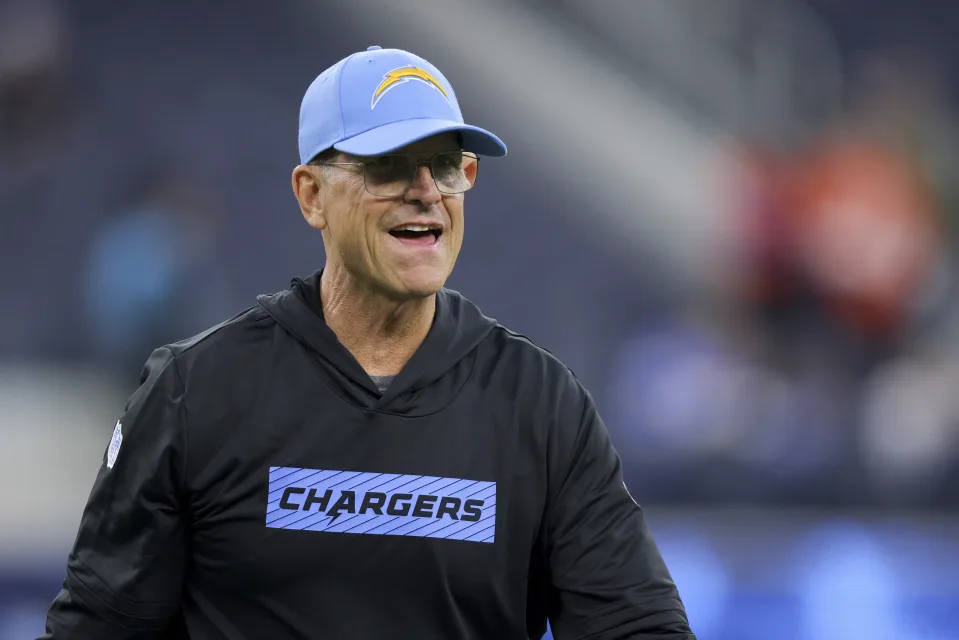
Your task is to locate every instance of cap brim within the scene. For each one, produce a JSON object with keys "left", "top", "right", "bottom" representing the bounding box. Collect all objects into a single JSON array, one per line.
[{"left": 335, "top": 118, "right": 507, "bottom": 157}]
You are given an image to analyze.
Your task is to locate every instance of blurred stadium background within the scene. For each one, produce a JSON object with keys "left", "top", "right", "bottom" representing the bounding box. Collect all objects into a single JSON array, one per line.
[{"left": 2, "top": 1, "right": 958, "bottom": 638}]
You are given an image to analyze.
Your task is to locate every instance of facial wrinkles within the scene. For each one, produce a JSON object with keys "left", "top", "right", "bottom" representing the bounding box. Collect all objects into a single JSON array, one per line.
[
  {"left": 323, "top": 143, "right": 466, "bottom": 293},
  {"left": 325, "top": 169, "right": 368, "bottom": 272}
]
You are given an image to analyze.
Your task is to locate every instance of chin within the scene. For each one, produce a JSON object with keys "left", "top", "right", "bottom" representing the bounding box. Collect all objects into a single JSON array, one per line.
[{"left": 391, "top": 267, "right": 451, "bottom": 299}]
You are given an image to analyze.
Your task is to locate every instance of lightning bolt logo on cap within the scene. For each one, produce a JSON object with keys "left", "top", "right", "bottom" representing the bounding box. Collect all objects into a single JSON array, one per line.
[{"left": 371, "top": 65, "right": 451, "bottom": 110}]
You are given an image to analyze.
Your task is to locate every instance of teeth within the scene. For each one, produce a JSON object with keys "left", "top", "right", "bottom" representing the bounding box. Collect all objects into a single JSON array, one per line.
[{"left": 395, "top": 225, "right": 432, "bottom": 232}]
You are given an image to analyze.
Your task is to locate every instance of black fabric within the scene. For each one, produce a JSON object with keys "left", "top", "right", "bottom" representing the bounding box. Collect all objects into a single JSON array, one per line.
[{"left": 41, "top": 270, "right": 694, "bottom": 640}]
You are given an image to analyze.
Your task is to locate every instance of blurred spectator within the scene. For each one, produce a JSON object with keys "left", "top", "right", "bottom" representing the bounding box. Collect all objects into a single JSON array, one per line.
[
  {"left": 696, "top": 45, "right": 959, "bottom": 508},
  {"left": 606, "top": 314, "right": 747, "bottom": 459},
  {"left": 785, "top": 137, "right": 940, "bottom": 342},
  {"left": 82, "top": 164, "right": 233, "bottom": 383},
  {"left": 606, "top": 302, "right": 852, "bottom": 505},
  {"left": 859, "top": 346, "right": 959, "bottom": 505}
]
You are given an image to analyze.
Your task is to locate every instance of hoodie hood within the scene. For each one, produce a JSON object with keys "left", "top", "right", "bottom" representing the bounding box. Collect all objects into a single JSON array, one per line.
[{"left": 256, "top": 270, "right": 497, "bottom": 416}]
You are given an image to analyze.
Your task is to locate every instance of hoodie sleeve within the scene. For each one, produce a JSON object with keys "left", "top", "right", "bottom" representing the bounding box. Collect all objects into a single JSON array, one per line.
[
  {"left": 545, "top": 380, "right": 695, "bottom": 639},
  {"left": 40, "top": 348, "right": 189, "bottom": 639}
]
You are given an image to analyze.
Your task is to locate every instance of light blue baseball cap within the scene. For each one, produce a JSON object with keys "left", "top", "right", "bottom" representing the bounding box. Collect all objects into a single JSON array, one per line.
[{"left": 297, "top": 46, "right": 507, "bottom": 165}]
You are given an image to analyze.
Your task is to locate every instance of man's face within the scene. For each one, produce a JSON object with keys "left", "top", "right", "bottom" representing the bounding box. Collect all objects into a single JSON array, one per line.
[{"left": 298, "top": 133, "right": 467, "bottom": 300}]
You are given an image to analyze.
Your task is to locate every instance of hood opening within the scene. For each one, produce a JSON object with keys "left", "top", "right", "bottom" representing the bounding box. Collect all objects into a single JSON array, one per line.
[{"left": 256, "top": 270, "right": 497, "bottom": 415}]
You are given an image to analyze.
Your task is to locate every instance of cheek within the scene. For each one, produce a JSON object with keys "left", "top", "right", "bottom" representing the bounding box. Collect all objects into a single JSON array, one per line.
[
  {"left": 332, "top": 182, "right": 370, "bottom": 243},
  {"left": 360, "top": 200, "right": 394, "bottom": 259},
  {"left": 445, "top": 199, "right": 466, "bottom": 252}
]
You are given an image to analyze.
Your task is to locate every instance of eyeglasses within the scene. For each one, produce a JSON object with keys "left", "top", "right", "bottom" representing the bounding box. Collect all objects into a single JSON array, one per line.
[{"left": 314, "top": 151, "right": 480, "bottom": 197}]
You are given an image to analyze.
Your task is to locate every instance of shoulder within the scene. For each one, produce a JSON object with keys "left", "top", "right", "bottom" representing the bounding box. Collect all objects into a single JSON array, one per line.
[
  {"left": 166, "top": 305, "right": 273, "bottom": 359},
  {"left": 487, "top": 324, "right": 577, "bottom": 376},
  {"left": 145, "top": 306, "right": 283, "bottom": 476},
  {"left": 480, "top": 323, "right": 588, "bottom": 409},
  {"left": 161, "top": 305, "right": 276, "bottom": 377},
  {"left": 133, "top": 305, "right": 283, "bottom": 413}
]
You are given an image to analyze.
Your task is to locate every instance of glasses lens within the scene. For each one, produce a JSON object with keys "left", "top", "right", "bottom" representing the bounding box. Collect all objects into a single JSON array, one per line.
[
  {"left": 363, "top": 155, "right": 415, "bottom": 196},
  {"left": 433, "top": 152, "right": 478, "bottom": 194}
]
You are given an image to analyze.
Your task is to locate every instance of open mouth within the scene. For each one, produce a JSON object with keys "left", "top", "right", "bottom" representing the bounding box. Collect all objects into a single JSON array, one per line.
[{"left": 388, "top": 224, "right": 443, "bottom": 245}]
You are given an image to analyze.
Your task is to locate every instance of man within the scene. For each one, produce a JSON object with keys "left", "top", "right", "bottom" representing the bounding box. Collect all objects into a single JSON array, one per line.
[{"left": 41, "top": 46, "right": 695, "bottom": 639}]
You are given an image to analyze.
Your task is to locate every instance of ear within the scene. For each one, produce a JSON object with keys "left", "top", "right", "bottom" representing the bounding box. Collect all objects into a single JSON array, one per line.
[{"left": 291, "top": 165, "right": 328, "bottom": 231}]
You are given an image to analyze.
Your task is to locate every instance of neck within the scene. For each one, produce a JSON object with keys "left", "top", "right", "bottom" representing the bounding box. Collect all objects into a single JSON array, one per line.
[{"left": 319, "top": 266, "right": 436, "bottom": 376}]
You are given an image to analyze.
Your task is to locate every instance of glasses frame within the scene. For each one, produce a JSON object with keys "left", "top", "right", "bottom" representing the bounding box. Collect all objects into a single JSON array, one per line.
[{"left": 313, "top": 151, "right": 480, "bottom": 198}]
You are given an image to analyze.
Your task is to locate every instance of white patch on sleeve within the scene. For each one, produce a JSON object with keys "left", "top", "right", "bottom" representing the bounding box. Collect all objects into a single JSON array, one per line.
[{"left": 107, "top": 420, "right": 123, "bottom": 469}]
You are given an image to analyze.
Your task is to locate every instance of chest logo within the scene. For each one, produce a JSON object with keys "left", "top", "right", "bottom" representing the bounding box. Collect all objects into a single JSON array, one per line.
[{"left": 266, "top": 467, "right": 496, "bottom": 544}]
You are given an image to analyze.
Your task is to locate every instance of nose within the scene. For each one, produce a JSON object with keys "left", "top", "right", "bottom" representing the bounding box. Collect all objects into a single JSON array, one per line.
[{"left": 405, "top": 164, "right": 442, "bottom": 207}]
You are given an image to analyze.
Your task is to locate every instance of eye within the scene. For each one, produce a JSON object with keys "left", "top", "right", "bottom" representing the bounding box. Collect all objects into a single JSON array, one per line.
[
  {"left": 366, "top": 156, "right": 394, "bottom": 170},
  {"left": 438, "top": 153, "right": 461, "bottom": 167}
]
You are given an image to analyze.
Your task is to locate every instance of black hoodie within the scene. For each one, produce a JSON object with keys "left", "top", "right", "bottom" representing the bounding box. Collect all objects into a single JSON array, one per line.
[{"left": 41, "top": 271, "right": 694, "bottom": 640}]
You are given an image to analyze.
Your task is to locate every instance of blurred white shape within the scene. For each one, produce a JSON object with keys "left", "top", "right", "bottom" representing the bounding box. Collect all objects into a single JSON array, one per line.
[
  {"left": 859, "top": 354, "right": 959, "bottom": 494},
  {"left": 796, "top": 522, "right": 902, "bottom": 640}
]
